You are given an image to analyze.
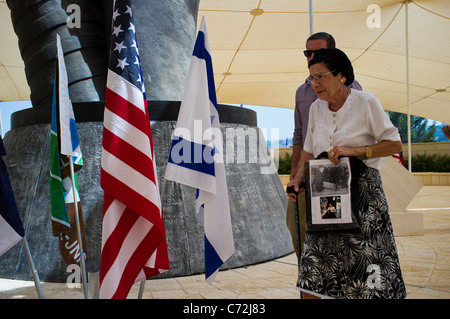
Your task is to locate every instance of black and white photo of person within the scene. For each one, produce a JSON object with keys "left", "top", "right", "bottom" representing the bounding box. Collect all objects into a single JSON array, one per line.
[{"left": 310, "top": 162, "right": 349, "bottom": 197}]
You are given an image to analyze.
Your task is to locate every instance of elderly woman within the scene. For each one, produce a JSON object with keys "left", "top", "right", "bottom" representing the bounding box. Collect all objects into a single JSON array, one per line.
[{"left": 287, "top": 48, "right": 407, "bottom": 299}]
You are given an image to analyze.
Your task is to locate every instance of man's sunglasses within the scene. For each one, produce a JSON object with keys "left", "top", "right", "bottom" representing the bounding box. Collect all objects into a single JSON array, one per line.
[{"left": 303, "top": 50, "right": 316, "bottom": 58}]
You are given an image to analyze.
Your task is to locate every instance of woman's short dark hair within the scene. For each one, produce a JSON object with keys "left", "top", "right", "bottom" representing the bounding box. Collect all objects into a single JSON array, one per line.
[{"left": 308, "top": 48, "right": 354, "bottom": 86}]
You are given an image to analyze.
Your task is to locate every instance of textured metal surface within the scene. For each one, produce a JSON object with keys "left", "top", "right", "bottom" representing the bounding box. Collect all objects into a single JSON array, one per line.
[
  {"left": 7, "top": 0, "right": 108, "bottom": 106},
  {"left": 0, "top": 121, "right": 291, "bottom": 282}
]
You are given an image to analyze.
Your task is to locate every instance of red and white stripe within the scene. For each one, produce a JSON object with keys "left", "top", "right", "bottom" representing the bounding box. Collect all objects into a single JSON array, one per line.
[{"left": 99, "top": 70, "right": 169, "bottom": 299}]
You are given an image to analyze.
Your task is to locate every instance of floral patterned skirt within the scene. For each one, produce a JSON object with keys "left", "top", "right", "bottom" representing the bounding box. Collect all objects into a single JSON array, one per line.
[{"left": 297, "top": 166, "right": 407, "bottom": 299}]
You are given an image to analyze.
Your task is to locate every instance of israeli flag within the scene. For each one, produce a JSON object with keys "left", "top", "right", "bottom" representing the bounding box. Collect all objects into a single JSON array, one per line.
[
  {"left": 165, "top": 17, "right": 234, "bottom": 283},
  {"left": 56, "top": 34, "right": 82, "bottom": 165}
]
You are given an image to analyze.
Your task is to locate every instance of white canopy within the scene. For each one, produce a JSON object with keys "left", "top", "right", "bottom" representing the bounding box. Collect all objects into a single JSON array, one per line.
[
  {"left": 0, "top": 0, "right": 30, "bottom": 101},
  {"left": 1, "top": 0, "right": 449, "bottom": 124}
]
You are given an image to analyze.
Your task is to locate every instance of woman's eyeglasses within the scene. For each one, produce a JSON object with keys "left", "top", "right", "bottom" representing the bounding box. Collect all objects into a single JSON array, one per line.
[{"left": 307, "top": 70, "right": 336, "bottom": 83}]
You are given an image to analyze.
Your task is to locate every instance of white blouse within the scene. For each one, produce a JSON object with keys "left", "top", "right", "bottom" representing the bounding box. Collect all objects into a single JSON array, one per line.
[{"left": 303, "top": 89, "right": 401, "bottom": 170}]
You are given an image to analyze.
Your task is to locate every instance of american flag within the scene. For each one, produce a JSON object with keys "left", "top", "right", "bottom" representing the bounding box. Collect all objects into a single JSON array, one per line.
[{"left": 99, "top": 0, "right": 169, "bottom": 299}]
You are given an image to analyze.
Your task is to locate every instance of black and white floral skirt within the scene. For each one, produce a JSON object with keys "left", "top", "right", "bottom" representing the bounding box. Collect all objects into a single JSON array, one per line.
[{"left": 297, "top": 166, "right": 407, "bottom": 299}]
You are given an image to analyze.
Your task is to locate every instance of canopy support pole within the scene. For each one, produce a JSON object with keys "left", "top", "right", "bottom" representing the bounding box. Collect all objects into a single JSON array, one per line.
[
  {"left": 405, "top": 1, "right": 412, "bottom": 172},
  {"left": 309, "top": 0, "right": 314, "bottom": 35}
]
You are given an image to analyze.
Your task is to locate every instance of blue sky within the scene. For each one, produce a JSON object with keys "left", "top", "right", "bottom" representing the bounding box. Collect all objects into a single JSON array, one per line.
[
  {"left": 235, "top": 104, "right": 295, "bottom": 144},
  {"left": 0, "top": 101, "right": 295, "bottom": 144},
  {"left": 0, "top": 101, "right": 33, "bottom": 136}
]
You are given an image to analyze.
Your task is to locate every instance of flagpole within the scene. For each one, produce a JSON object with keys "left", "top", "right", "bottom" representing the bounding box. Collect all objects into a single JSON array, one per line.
[
  {"left": 137, "top": 275, "right": 145, "bottom": 299},
  {"left": 22, "top": 237, "right": 45, "bottom": 299},
  {"left": 69, "top": 156, "right": 88, "bottom": 298},
  {"left": 137, "top": 179, "right": 168, "bottom": 299}
]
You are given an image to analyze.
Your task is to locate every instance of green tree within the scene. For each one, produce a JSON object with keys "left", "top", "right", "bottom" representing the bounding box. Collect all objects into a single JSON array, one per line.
[
  {"left": 277, "top": 151, "right": 292, "bottom": 175},
  {"left": 388, "top": 111, "right": 437, "bottom": 143}
]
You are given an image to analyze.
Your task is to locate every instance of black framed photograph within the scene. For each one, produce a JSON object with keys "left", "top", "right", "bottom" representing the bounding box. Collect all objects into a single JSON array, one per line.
[{"left": 306, "top": 158, "right": 353, "bottom": 227}]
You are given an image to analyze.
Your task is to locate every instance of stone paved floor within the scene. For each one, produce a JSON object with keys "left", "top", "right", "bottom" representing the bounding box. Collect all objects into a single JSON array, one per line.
[{"left": 1, "top": 186, "right": 449, "bottom": 299}]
